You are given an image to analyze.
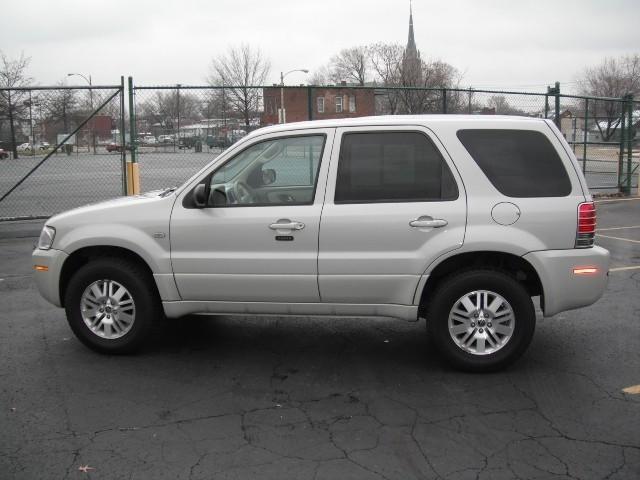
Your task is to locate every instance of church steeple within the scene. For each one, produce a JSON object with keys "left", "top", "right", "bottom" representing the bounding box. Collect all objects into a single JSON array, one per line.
[{"left": 406, "top": 0, "right": 418, "bottom": 58}]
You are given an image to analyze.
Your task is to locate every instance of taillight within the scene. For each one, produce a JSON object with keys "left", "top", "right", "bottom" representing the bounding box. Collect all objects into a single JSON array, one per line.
[{"left": 576, "top": 202, "right": 596, "bottom": 248}]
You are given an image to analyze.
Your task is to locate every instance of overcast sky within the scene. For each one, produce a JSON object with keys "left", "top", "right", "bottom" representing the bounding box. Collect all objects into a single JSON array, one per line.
[{"left": 1, "top": 0, "right": 638, "bottom": 93}]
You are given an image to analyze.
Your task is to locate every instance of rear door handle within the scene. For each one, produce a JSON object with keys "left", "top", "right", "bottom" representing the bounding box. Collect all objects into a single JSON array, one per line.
[
  {"left": 269, "top": 220, "right": 305, "bottom": 231},
  {"left": 409, "top": 217, "right": 448, "bottom": 228}
]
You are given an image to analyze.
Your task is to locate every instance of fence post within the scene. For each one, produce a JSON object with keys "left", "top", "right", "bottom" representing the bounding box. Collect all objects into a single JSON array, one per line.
[
  {"left": 618, "top": 101, "right": 626, "bottom": 194},
  {"left": 582, "top": 98, "right": 589, "bottom": 175},
  {"left": 127, "top": 76, "right": 140, "bottom": 195},
  {"left": 626, "top": 94, "right": 634, "bottom": 195},
  {"left": 176, "top": 84, "right": 181, "bottom": 154},
  {"left": 442, "top": 88, "right": 447, "bottom": 114},
  {"left": 544, "top": 93, "right": 549, "bottom": 119},
  {"left": 554, "top": 82, "right": 561, "bottom": 127},
  {"left": 119, "top": 76, "right": 127, "bottom": 196},
  {"left": 307, "top": 86, "right": 313, "bottom": 121}
]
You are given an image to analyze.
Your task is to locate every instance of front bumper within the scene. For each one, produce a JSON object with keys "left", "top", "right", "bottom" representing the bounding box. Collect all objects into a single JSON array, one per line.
[
  {"left": 32, "top": 248, "right": 68, "bottom": 307},
  {"left": 523, "top": 246, "right": 610, "bottom": 317}
]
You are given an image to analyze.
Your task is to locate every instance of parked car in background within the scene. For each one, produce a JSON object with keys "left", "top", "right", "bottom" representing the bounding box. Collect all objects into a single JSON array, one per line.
[
  {"left": 0, "top": 148, "right": 9, "bottom": 159},
  {"left": 158, "top": 135, "right": 174, "bottom": 144},
  {"left": 17, "top": 143, "right": 34, "bottom": 152},
  {"left": 32, "top": 116, "right": 609, "bottom": 371},
  {"left": 106, "top": 143, "right": 123, "bottom": 153},
  {"left": 142, "top": 136, "right": 157, "bottom": 145},
  {"left": 38, "top": 142, "right": 51, "bottom": 150},
  {"left": 178, "top": 136, "right": 197, "bottom": 149},
  {"left": 230, "top": 129, "right": 247, "bottom": 143},
  {"left": 206, "top": 135, "right": 229, "bottom": 149}
]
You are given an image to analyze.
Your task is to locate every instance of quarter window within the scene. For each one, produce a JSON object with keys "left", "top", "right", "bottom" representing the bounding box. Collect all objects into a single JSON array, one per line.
[
  {"left": 334, "top": 131, "right": 459, "bottom": 203},
  {"left": 456, "top": 129, "right": 571, "bottom": 197}
]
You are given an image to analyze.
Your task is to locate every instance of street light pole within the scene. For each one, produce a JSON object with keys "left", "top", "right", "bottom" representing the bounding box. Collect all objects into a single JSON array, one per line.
[
  {"left": 280, "top": 69, "right": 309, "bottom": 124},
  {"left": 67, "top": 73, "right": 95, "bottom": 153}
]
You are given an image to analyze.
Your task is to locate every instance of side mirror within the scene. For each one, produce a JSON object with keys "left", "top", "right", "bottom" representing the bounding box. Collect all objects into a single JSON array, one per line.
[
  {"left": 210, "top": 187, "right": 228, "bottom": 207},
  {"left": 193, "top": 183, "right": 207, "bottom": 208},
  {"left": 262, "top": 168, "right": 276, "bottom": 186}
]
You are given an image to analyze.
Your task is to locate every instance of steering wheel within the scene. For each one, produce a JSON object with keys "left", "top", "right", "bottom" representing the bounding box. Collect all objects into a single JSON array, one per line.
[{"left": 232, "top": 181, "right": 255, "bottom": 205}]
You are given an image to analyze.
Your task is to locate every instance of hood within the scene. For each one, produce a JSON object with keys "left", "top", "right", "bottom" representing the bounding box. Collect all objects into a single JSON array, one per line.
[{"left": 47, "top": 191, "right": 173, "bottom": 228}]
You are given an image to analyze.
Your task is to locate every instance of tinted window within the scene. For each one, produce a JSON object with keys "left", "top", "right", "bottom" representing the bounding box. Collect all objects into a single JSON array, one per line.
[
  {"left": 335, "top": 132, "right": 458, "bottom": 203},
  {"left": 457, "top": 129, "right": 571, "bottom": 197}
]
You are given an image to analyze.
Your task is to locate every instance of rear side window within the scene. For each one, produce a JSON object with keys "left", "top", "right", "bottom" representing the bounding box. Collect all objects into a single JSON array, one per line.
[
  {"left": 335, "top": 131, "right": 459, "bottom": 203},
  {"left": 456, "top": 129, "right": 571, "bottom": 197}
]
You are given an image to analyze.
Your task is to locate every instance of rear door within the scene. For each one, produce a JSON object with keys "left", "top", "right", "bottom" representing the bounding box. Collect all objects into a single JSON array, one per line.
[{"left": 318, "top": 125, "right": 467, "bottom": 306}]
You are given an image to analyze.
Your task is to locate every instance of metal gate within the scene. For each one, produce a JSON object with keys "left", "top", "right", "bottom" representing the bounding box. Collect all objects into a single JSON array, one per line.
[{"left": 0, "top": 79, "right": 127, "bottom": 220}]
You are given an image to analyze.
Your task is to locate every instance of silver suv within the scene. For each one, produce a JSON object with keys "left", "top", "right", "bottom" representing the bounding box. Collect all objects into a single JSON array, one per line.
[{"left": 33, "top": 116, "right": 609, "bottom": 371}]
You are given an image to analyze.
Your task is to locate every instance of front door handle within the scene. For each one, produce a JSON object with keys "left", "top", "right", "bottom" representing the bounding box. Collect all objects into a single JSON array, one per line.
[
  {"left": 269, "top": 220, "right": 305, "bottom": 231},
  {"left": 409, "top": 216, "right": 448, "bottom": 228}
]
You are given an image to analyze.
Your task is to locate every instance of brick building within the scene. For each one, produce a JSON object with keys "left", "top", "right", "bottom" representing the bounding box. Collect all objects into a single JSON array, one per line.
[{"left": 261, "top": 85, "right": 375, "bottom": 125}]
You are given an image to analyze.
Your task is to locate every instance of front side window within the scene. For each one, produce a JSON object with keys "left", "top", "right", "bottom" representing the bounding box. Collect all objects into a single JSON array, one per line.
[
  {"left": 456, "top": 129, "right": 571, "bottom": 197},
  {"left": 209, "top": 135, "right": 325, "bottom": 206},
  {"left": 317, "top": 97, "right": 325, "bottom": 113},
  {"left": 335, "top": 131, "right": 459, "bottom": 203},
  {"left": 335, "top": 96, "right": 343, "bottom": 113}
]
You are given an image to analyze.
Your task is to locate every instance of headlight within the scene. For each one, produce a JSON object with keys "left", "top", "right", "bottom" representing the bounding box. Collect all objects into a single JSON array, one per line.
[{"left": 37, "top": 226, "right": 56, "bottom": 250}]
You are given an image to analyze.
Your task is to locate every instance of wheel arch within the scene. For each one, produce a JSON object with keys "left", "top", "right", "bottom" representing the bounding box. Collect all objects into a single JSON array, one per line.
[
  {"left": 417, "top": 251, "right": 543, "bottom": 317},
  {"left": 59, "top": 245, "right": 157, "bottom": 308}
]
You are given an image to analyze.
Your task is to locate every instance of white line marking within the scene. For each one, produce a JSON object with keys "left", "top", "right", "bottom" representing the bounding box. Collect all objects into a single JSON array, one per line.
[
  {"left": 595, "top": 197, "right": 640, "bottom": 203},
  {"left": 596, "top": 234, "right": 640, "bottom": 244},
  {"left": 597, "top": 225, "right": 640, "bottom": 231},
  {"left": 609, "top": 265, "right": 640, "bottom": 272}
]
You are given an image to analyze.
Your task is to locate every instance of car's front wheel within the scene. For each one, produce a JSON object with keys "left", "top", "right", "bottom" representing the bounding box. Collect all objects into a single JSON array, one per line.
[
  {"left": 426, "top": 270, "right": 536, "bottom": 372},
  {"left": 64, "top": 258, "right": 161, "bottom": 353}
]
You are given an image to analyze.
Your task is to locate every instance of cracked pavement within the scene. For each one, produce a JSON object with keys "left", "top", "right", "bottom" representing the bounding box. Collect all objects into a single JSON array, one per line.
[{"left": 1, "top": 200, "right": 639, "bottom": 479}]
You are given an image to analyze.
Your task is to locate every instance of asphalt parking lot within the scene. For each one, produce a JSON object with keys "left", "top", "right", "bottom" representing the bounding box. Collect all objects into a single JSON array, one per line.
[{"left": 1, "top": 199, "right": 639, "bottom": 479}]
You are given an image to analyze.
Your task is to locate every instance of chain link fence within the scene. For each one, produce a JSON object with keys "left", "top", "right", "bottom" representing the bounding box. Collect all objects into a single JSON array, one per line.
[
  {"left": 132, "top": 83, "right": 638, "bottom": 194},
  {"left": 1, "top": 81, "right": 636, "bottom": 221},
  {"left": 0, "top": 83, "right": 126, "bottom": 220},
  {"left": 130, "top": 85, "right": 267, "bottom": 192}
]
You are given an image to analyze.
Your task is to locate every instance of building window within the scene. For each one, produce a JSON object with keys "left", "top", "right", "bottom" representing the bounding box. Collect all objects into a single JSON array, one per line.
[
  {"left": 317, "top": 97, "right": 325, "bottom": 114},
  {"left": 335, "top": 95, "right": 343, "bottom": 113},
  {"left": 349, "top": 95, "right": 356, "bottom": 113}
]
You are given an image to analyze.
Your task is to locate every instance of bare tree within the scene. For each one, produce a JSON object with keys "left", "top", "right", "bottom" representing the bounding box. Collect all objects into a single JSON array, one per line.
[
  {"left": 0, "top": 51, "right": 32, "bottom": 158},
  {"left": 138, "top": 90, "right": 200, "bottom": 132},
  {"left": 579, "top": 54, "right": 640, "bottom": 141},
  {"left": 397, "top": 59, "right": 461, "bottom": 114},
  {"left": 488, "top": 95, "right": 511, "bottom": 114},
  {"left": 368, "top": 42, "right": 404, "bottom": 113},
  {"left": 330, "top": 46, "right": 369, "bottom": 86},
  {"left": 45, "top": 82, "right": 78, "bottom": 136},
  {"left": 308, "top": 65, "right": 332, "bottom": 86},
  {"left": 208, "top": 44, "right": 271, "bottom": 127}
]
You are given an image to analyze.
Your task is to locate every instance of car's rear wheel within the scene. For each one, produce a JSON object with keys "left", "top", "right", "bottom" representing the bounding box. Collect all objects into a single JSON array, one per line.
[
  {"left": 426, "top": 270, "right": 536, "bottom": 372},
  {"left": 64, "top": 258, "right": 161, "bottom": 353}
]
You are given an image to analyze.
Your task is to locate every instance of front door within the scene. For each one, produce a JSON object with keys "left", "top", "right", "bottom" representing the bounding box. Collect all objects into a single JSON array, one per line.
[
  {"left": 318, "top": 126, "right": 467, "bottom": 306},
  {"left": 170, "top": 129, "right": 334, "bottom": 303}
]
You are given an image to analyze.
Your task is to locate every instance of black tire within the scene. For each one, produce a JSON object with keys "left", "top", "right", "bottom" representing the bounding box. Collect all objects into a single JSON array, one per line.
[
  {"left": 425, "top": 269, "right": 536, "bottom": 372},
  {"left": 64, "top": 257, "right": 161, "bottom": 354}
]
